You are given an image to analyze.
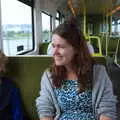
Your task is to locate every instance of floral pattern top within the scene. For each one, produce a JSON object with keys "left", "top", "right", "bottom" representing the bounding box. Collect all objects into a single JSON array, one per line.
[{"left": 54, "top": 80, "right": 96, "bottom": 120}]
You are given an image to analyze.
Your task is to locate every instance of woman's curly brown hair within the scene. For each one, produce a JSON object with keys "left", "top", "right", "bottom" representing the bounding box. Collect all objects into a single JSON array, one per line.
[{"left": 50, "top": 19, "right": 94, "bottom": 92}]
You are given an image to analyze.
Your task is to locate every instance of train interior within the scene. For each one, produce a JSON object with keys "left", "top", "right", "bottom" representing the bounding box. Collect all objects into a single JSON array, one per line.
[{"left": 0, "top": 0, "right": 120, "bottom": 119}]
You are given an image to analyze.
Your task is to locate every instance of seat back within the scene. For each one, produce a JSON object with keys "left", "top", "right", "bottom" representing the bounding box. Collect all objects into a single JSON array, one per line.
[
  {"left": 6, "top": 56, "right": 106, "bottom": 120},
  {"left": 6, "top": 56, "right": 52, "bottom": 120}
]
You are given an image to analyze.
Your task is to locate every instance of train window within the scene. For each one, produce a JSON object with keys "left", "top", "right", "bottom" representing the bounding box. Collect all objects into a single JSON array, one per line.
[
  {"left": 112, "top": 22, "right": 115, "bottom": 33},
  {"left": 112, "top": 20, "right": 117, "bottom": 35},
  {"left": 112, "top": 21, "right": 115, "bottom": 25},
  {"left": 118, "top": 20, "right": 120, "bottom": 33},
  {"left": 61, "top": 15, "right": 65, "bottom": 23},
  {"left": 56, "top": 12, "right": 60, "bottom": 18},
  {"left": 100, "top": 23, "right": 107, "bottom": 33},
  {"left": 112, "top": 19, "right": 120, "bottom": 36},
  {"left": 55, "top": 11, "right": 60, "bottom": 27},
  {"left": 41, "top": 12, "right": 52, "bottom": 43},
  {"left": 1, "top": 0, "right": 34, "bottom": 55},
  {"left": 55, "top": 19, "right": 59, "bottom": 27}
]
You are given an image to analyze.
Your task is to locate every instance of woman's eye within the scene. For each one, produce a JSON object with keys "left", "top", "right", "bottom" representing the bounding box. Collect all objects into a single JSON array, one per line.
[
  {"left": 60, "top": 45, "right": 65, "bottom": 48},
  {"left": 52, "top": 44, "right": 55, "bottom": 48}
]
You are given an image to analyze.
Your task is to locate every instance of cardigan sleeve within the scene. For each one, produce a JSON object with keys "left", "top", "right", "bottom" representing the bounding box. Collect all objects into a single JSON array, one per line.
[
  {"left": 97, "top": 66, "right": 116, "bottom": 120},
  {"left": 36, "top": 71, "right": 56, "bottom": 118}
]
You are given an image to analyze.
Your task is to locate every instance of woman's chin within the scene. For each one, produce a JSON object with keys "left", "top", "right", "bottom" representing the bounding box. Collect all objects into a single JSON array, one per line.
[{"left": 55, "top": 62, "right": 63, "bottom": 66}]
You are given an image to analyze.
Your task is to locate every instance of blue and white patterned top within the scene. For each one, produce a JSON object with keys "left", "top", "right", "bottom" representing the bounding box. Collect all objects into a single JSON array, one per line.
[{"left": 54, "top": 80, "right": 96, "bottom": 120}]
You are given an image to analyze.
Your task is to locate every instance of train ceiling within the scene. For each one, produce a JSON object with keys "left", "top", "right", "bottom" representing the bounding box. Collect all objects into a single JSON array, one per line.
[{"left": 53, "top": 0, "right": 120, "bottom": 18}]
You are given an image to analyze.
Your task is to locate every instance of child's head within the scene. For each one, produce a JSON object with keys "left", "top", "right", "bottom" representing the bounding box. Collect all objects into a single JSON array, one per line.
[{"left": 0, "top": 50, "right": 8, "bottom": 73}]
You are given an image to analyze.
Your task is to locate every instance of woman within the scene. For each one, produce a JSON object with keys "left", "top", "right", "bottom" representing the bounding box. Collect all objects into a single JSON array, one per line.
[
  {"left": 36, "top": 20, "right": 116, "bottom": 120},
  {"left": 0, "top": 50, "right": 24, "bottom": 120}
]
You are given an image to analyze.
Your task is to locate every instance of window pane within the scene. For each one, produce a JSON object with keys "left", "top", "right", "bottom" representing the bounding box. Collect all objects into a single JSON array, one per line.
[
  {"left": 100, "top": 23, "right": 106, "bottom": 33},
  {"left": 112, "top": 25, "right": 115, "bottom": 33},
  {"left": 61, "top": 16, "right": 65, "bottom": 23},
  {"left": 112, "top": 21, "right": 115, "bottom": 25},
  {"left": 41, "top": 12, "right": 51, "bottom": 43},
  {"left": 56, "top": 12, "right": 59, "bottom": 18},
  {"left": 55, "top": 19, "right": 59, "bottom": 28},
  {"left": 118, "top": 24, "right": 120, "bottom": 34},
  {"left": 117, "top": 19, "right": 120, "bottom": 24},
  {"left": 1, "top": 0, "right": 33, "bottom": 55}
]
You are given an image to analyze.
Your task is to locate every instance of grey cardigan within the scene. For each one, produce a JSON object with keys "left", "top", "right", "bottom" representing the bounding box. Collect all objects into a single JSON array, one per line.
[{"left": 36, "top": 65, "right": 116, "bottom": 120}]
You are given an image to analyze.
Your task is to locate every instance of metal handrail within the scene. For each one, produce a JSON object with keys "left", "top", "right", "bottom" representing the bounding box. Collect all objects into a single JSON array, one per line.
[{"left": 114, "top": 38, "right": 120, "bottom": 68}]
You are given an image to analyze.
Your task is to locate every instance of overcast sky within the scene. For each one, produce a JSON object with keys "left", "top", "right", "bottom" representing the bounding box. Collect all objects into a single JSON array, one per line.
[
  {"left": 1, "top": 0, "right": 32, "bottom": 24},
  {"left": 1, "top": 0, "right": 50, "bottom": 30}
]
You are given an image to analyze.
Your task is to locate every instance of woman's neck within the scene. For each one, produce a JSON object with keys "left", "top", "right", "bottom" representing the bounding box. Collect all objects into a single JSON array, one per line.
[
  {"left": 65, "top": 64, "right": 78, "bottom": 80},
  {"left": 66, "top": 69, "right": 77, "bottom": 80}
]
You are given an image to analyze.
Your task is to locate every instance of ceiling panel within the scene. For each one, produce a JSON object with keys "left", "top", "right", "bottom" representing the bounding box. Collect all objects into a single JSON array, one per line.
[{"left": 53, "top": 0, "right": 120, "bottom": 16}]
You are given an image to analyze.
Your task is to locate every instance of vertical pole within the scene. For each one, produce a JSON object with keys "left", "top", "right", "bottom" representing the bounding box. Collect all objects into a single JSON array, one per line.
[
  {"left": 83, "top": 8, "right": 86, "bottom": 38},
  {"left": 0, "top": 0, "right": 3, "bottom": 51},
  {"left": 105, "top": 15, "right": 109, "bottom": 57},
  {"left": 109, "top": 16, "right": 112, "bottom": 35}
]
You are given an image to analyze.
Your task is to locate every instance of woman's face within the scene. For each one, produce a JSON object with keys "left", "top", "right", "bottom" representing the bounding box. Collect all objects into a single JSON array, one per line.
[{"left": 52, "top": 34, "right": 76, "bottom": 68}]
